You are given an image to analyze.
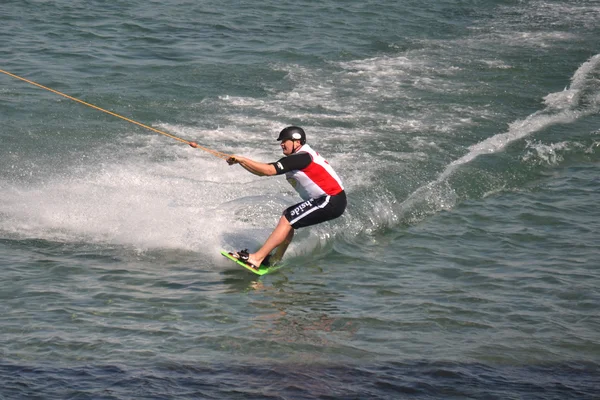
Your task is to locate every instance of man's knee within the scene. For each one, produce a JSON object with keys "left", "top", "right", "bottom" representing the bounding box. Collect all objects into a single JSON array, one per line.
[{"left": 279, "top": 214, "right": 292, "bottom": 227}]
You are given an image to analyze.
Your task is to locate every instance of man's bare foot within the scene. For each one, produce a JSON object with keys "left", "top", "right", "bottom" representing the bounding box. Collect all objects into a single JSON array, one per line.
[{"left": 247, "top": 253, "right": 264, "bottom": 269}]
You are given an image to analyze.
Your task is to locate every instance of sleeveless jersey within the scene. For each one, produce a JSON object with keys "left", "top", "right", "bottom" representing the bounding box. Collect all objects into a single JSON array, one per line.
[{"left": 284, "top": 144, "right": 344, "bottom": 201}]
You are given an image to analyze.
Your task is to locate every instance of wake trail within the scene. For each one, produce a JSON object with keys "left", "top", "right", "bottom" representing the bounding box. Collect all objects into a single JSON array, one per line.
[
  {"left": 443, "top": 53, "right": 600, "bottom": 179},
  {"left": 401, "top": 53, "right": 600, "bottom": 215}
]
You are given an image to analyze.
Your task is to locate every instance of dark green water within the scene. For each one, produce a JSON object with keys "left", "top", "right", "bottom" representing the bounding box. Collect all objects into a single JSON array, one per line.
[{"left": 1, "top": 0, "right": 599, "bottom": 398}]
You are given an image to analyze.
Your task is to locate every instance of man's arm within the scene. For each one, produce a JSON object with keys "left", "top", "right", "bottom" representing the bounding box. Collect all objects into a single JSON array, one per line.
[
  {"left": 188, "top": 141, "right": 274, "bottom": 175},
  {"left": 227, "top": 156, "right": 277, "bottom": 176}
]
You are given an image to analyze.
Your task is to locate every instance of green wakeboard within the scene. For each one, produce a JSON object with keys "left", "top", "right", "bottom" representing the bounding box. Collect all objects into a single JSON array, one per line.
[{"left": 220, "top": 250, "right": 276, "bottom": 275}]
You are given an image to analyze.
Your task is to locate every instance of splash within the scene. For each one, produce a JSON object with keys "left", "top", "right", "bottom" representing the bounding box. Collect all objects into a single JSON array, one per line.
[{"left": 0, "top": 135, "right": 284, "bottom": 257}]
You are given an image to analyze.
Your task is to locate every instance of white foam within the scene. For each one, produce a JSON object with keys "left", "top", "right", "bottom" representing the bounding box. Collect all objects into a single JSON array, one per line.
[
  {"left": 496, "top": 31, "right": 578, "bottom": 48},
  {"left": 473, "top": 1, "right": 599, "bottom": 48},
  {"left": 521, "top": 140, "right": 579, "bottom": 166},
  {"left": 337, "top": 55, "right": 460, "bottom": 98},
  {"left": 481, "top": 59, "right": 512, "bottom": 69}
]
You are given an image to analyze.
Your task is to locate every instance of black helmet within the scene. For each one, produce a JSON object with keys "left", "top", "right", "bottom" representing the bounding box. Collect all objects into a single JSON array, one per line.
[{"left": 277, "top": 126, "right": 306, "bottom": 145}]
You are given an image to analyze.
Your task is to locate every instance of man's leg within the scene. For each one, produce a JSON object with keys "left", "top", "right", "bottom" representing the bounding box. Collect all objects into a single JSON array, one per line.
[
  {"left": 271, "top": 227, "right": 294, "bottom": 264},
  {"left": 248, "top": 215, "right": 294, "bottom": 267},
  {"left": 245, "top": 193, "right": 346, "bottom": 267}
]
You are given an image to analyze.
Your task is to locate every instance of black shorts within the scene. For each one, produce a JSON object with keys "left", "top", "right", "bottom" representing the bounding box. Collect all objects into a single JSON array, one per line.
[{"left": 283, "top": 191, "right": 347, "bottom": 229}]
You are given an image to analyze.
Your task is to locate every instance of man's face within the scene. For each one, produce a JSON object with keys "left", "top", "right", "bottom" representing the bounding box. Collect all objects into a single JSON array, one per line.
[{"left": 280, "top": 139, "right": 299, "bottom": 156}]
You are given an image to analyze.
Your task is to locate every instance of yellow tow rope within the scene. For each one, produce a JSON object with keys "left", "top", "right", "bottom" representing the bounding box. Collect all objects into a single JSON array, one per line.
[{"left": 0, "top": 69, "right": 231, "bottom": 160}]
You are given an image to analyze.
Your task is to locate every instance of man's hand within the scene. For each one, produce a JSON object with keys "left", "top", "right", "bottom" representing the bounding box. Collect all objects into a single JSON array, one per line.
[
  {"left": 227, "top": 156, "right": 239, "bottom": 165},
  {"left": 189, "top": 141, "right": 198, "bottom": 148}
]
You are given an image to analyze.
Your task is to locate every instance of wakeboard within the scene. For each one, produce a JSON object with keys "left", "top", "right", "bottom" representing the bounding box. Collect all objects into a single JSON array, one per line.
[{"left": 220, "top": 250, "right": 276, "bottom": 276}]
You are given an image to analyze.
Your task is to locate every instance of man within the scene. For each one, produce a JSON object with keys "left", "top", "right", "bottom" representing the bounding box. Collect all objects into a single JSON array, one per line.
[{"left": 193, "top": 126, "right": 346, "bottom": 269}]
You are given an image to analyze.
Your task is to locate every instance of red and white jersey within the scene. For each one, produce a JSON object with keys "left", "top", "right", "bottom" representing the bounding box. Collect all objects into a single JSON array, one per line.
[{"left": 278, "top": 144, "right": 344, "bottom": 201}]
